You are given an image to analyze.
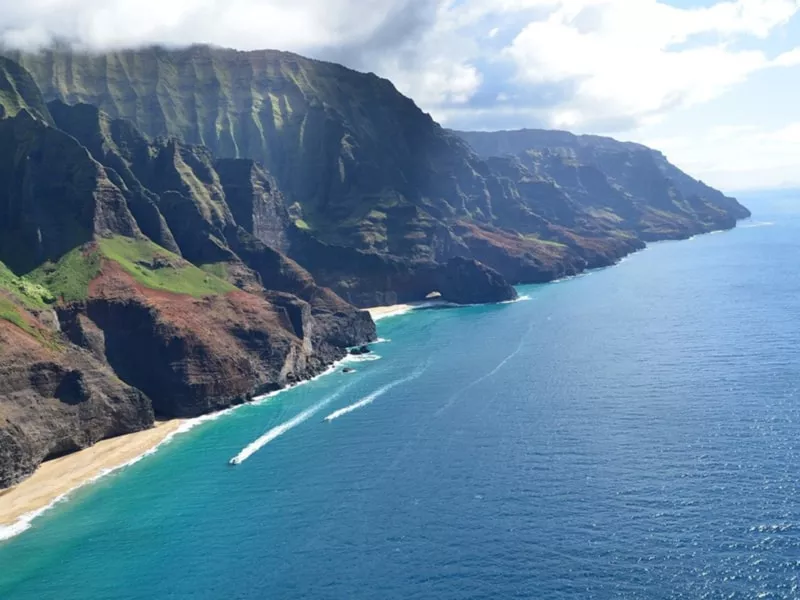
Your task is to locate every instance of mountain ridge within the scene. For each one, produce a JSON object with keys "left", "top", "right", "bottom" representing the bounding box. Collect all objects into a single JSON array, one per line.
[{"left": 3, "top": 45, "right": 750, "bottom": 295}]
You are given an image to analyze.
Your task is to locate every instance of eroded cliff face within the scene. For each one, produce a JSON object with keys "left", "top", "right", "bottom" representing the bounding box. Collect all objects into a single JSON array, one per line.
[
  {"left": 0, "top": 312, "right": 153, "bottom": 488},
  {"left": 456, "top": 129, "right": 751, "bottom": 236},
  {"left": 5, "top": 45, "right": 750, "bottom": 292},
  {"left": 0, "top": 62, "right": 377, "bottom": 488}
]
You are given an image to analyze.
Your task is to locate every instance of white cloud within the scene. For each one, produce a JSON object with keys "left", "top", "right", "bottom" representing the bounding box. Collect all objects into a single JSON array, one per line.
[
  {"left": 0, "top": 0, "right": 483, "bottom": 113},
  {"left": 0, "top": 0, "right": 799, "bottom": 187},
  {"left": 504, "top": 0, "right": 800, "bottom": 129},
  {"left": 639, "top": 120, "right": 800, "bottom": 190},
  {"left": 1, "top": 0, "right": 405, "bottom": 51},
  {"left": 773, "top": 47, "right": 800, "bottom": 66}
]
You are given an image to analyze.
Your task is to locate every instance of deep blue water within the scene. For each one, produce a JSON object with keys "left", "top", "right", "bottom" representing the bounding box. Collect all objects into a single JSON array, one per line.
[{"left": 1, "top": 195, "right": 799, "bottom": 599}]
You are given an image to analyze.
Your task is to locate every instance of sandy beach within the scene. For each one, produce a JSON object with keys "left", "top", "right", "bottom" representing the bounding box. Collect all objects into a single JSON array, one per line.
[
  {"left": 0, "top": 420, "right": 184, "bottom": 532},
  {"left": 1, "top": 305, "right": 421, "bottom": 537},
  {"left": 366, "top": 304, "right": 416, "bottom": 320}
]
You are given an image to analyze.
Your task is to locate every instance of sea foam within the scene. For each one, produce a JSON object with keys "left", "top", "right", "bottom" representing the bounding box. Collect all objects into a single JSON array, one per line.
[{"left": 343, "top": 353, "right": 382, "bottom": 363}]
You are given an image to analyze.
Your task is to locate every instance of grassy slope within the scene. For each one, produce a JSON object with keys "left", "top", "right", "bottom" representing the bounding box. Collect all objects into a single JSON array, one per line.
[
  {"left": 29, "top": 246, "right": 102, "bottom": 303},
  {"left": 0, "top": 262, "right": 60, "bottom": 348},
  {"left": 0, "top": 235, "right": 235, "bottom": 341},
  {"left": 98, "top": 236, "right": 236, "bottom": 297}
]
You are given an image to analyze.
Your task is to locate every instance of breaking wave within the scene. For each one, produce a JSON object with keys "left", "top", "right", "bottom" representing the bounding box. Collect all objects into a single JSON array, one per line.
[
  {"left": 500, "top": 294, "right": 531, "bottom": 304},
  {"left": 343, "top": 353, "right": 382, "bottom": 363},
  {"left": 740, "top": 221, "right": 775, "bottom": 229}
]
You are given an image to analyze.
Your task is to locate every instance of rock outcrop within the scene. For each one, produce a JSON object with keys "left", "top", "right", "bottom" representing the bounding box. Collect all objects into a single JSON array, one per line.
[{"left": 0, "top": 62, "right": 376, "bottom": 488}]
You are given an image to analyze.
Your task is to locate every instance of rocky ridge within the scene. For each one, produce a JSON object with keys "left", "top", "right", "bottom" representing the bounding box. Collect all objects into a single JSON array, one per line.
[
  {"left": 5, "top": 45, "right": 750, "bottom": 292},
  {"left": 0, "top": 63, "right": 379, "bottom": 488}
]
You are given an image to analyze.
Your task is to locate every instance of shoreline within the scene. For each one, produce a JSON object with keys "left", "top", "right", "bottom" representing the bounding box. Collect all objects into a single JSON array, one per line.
[
  {"left": 366, "top": 299, "right": 455, "bottom": 321},
  {"left": 0, "top": 223, "right": 744, "bottom": 542},
  {"left": 0, "top": 420, "right": 185, "bottom": 540},
  {"left": 0, "top": 353, "right": 360, "bottom": 542},
  {"left": 366, "top": 304, "right": 416, "bottom": 320}
]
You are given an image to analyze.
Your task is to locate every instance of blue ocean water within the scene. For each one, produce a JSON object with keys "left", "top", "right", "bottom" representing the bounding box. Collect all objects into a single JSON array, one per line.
[{"left": 1, "top": 194, "right": 799, "bottom": 599}]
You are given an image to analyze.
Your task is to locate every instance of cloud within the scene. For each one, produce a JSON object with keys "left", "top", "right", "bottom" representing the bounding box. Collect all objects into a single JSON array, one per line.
[
  {"left": 0, "top": 0, "right": 799, "bottom": 162},
  {"left": 640, "top": 120, "right": 800, "bottom": 190},
  {"left": 500, "top": 0, "right": 800, "bottom": 130},
  {"left": 0, "top": 0, "right": 486, "bottom": 114},
  {"left": 1, "top": 1, "right": 437, "bottom": 51}
]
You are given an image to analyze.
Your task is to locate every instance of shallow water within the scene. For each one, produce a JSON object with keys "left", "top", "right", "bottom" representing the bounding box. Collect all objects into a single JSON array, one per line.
[{"left": 1, "top": 194, "right": 799, "bottom": 599}]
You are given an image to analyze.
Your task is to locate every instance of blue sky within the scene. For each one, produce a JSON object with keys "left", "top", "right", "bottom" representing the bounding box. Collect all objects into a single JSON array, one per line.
[{"left": 1, "top": 0, "right": 798, "bottom": 191}]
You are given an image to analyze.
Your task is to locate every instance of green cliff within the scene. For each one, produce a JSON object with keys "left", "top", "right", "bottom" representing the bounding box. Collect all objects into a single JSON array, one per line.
[
  {"left": 5, "top": 45, "right": 750, "bottom": 291},
  {"left": 0, "top": 60, "right": 377, "bottom": 488}
]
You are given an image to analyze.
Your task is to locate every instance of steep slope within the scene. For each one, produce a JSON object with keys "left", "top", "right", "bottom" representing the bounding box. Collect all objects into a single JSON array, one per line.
[
  {"left": 455, "top": 129, "right": 751, "bottom": 241},
  {"left": 0, "top": 56, "right": 52, "bottom": 123},
  {"left": 7, "top": 45, "right": 495, "bottom": 256},
  {"left": 0, "top": 62, "right": 376, "bottom": 488},
  {"left": 5, "top": 45, "right": 750, "bottom": 289},
  {"left": 0, "top": 259, "right": 154, "bottom": 488},
  {"left": 46, "top": 99, "right": 515, "bottom": 306}
]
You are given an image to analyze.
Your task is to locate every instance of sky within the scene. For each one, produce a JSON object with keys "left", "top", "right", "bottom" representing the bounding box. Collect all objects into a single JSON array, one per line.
[{"left": 1, "top": 0, "right": 798, "bottom": 191}]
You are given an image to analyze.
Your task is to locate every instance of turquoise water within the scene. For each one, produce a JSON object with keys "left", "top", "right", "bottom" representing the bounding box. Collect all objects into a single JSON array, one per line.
[{"left": 1, "top": 194, "right": 799, "bottom": 599}]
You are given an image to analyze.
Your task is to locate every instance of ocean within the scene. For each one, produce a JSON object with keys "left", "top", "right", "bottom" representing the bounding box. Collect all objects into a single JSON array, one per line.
[{"left": 1, "top": 193, "right": 798, "bottom": 599}]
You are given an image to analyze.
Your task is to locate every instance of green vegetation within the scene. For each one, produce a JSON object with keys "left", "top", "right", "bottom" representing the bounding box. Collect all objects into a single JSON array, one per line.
[
  {"left": 294, "top": 219, "right": 311, "bottom": 231},
  {"left": 29, "top": 245, "right": 102, "bottom": 302},
  {"left": 0, "top": 57, "right": 53, "bottom": 123},
  {"left": 587, "top": 208, "right": 624, "bottom": 224},
  {"left": 98, "top": 236, "right": 235, "bottom": 297},
  {"left": 0, "top": 296, "right": 35, "bottom": 334},
  {"left": 0, "top": 295, "right": 60, "bottom": 350},
  {"left": 200, "top": 262, "right": 229, "bottom": 281},
  {"left": 0, "top": 261, "right": 54, "bottom": 308},
  {"left": 366, "top": 210, "right": 387, "bottom": 221}
]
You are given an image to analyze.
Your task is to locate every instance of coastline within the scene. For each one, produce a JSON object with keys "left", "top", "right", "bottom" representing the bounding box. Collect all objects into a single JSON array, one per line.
[
  {"left": 0, "top": 420, "right": 185, "bottom": 540},
  {"left": 0, "top": 224, "right": 744, "bottom": 542},
  {"left": 366, "top": 299, "right": 455, "bottom": 321},
  {"left": 0, "top": 352, "right": 365, "bottom": 542},
  {"left": 0, "top": 306, "right": 414, "bottom": 537},
  {"left": 366, "top": 304, "right": 416, "bottom": 320}
]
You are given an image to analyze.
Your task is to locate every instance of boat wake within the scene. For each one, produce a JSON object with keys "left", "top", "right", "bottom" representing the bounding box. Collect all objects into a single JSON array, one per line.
[
  {"left": 229, "top": 383, "right": 355, "bottom": 465},
  {"left": 324, "top": 365, "right": 429, "bottom": 422},
  {"left": 1, "top": 358, "right": 358, "bottom": 541}
]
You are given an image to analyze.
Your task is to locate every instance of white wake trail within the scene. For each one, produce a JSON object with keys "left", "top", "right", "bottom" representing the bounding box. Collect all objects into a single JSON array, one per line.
[
  {"left": 324, "top": 366, "right": 428, "bottom": 422},
  {"left": 230, "top": 384, "right": 353, "bottom": 465}
]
